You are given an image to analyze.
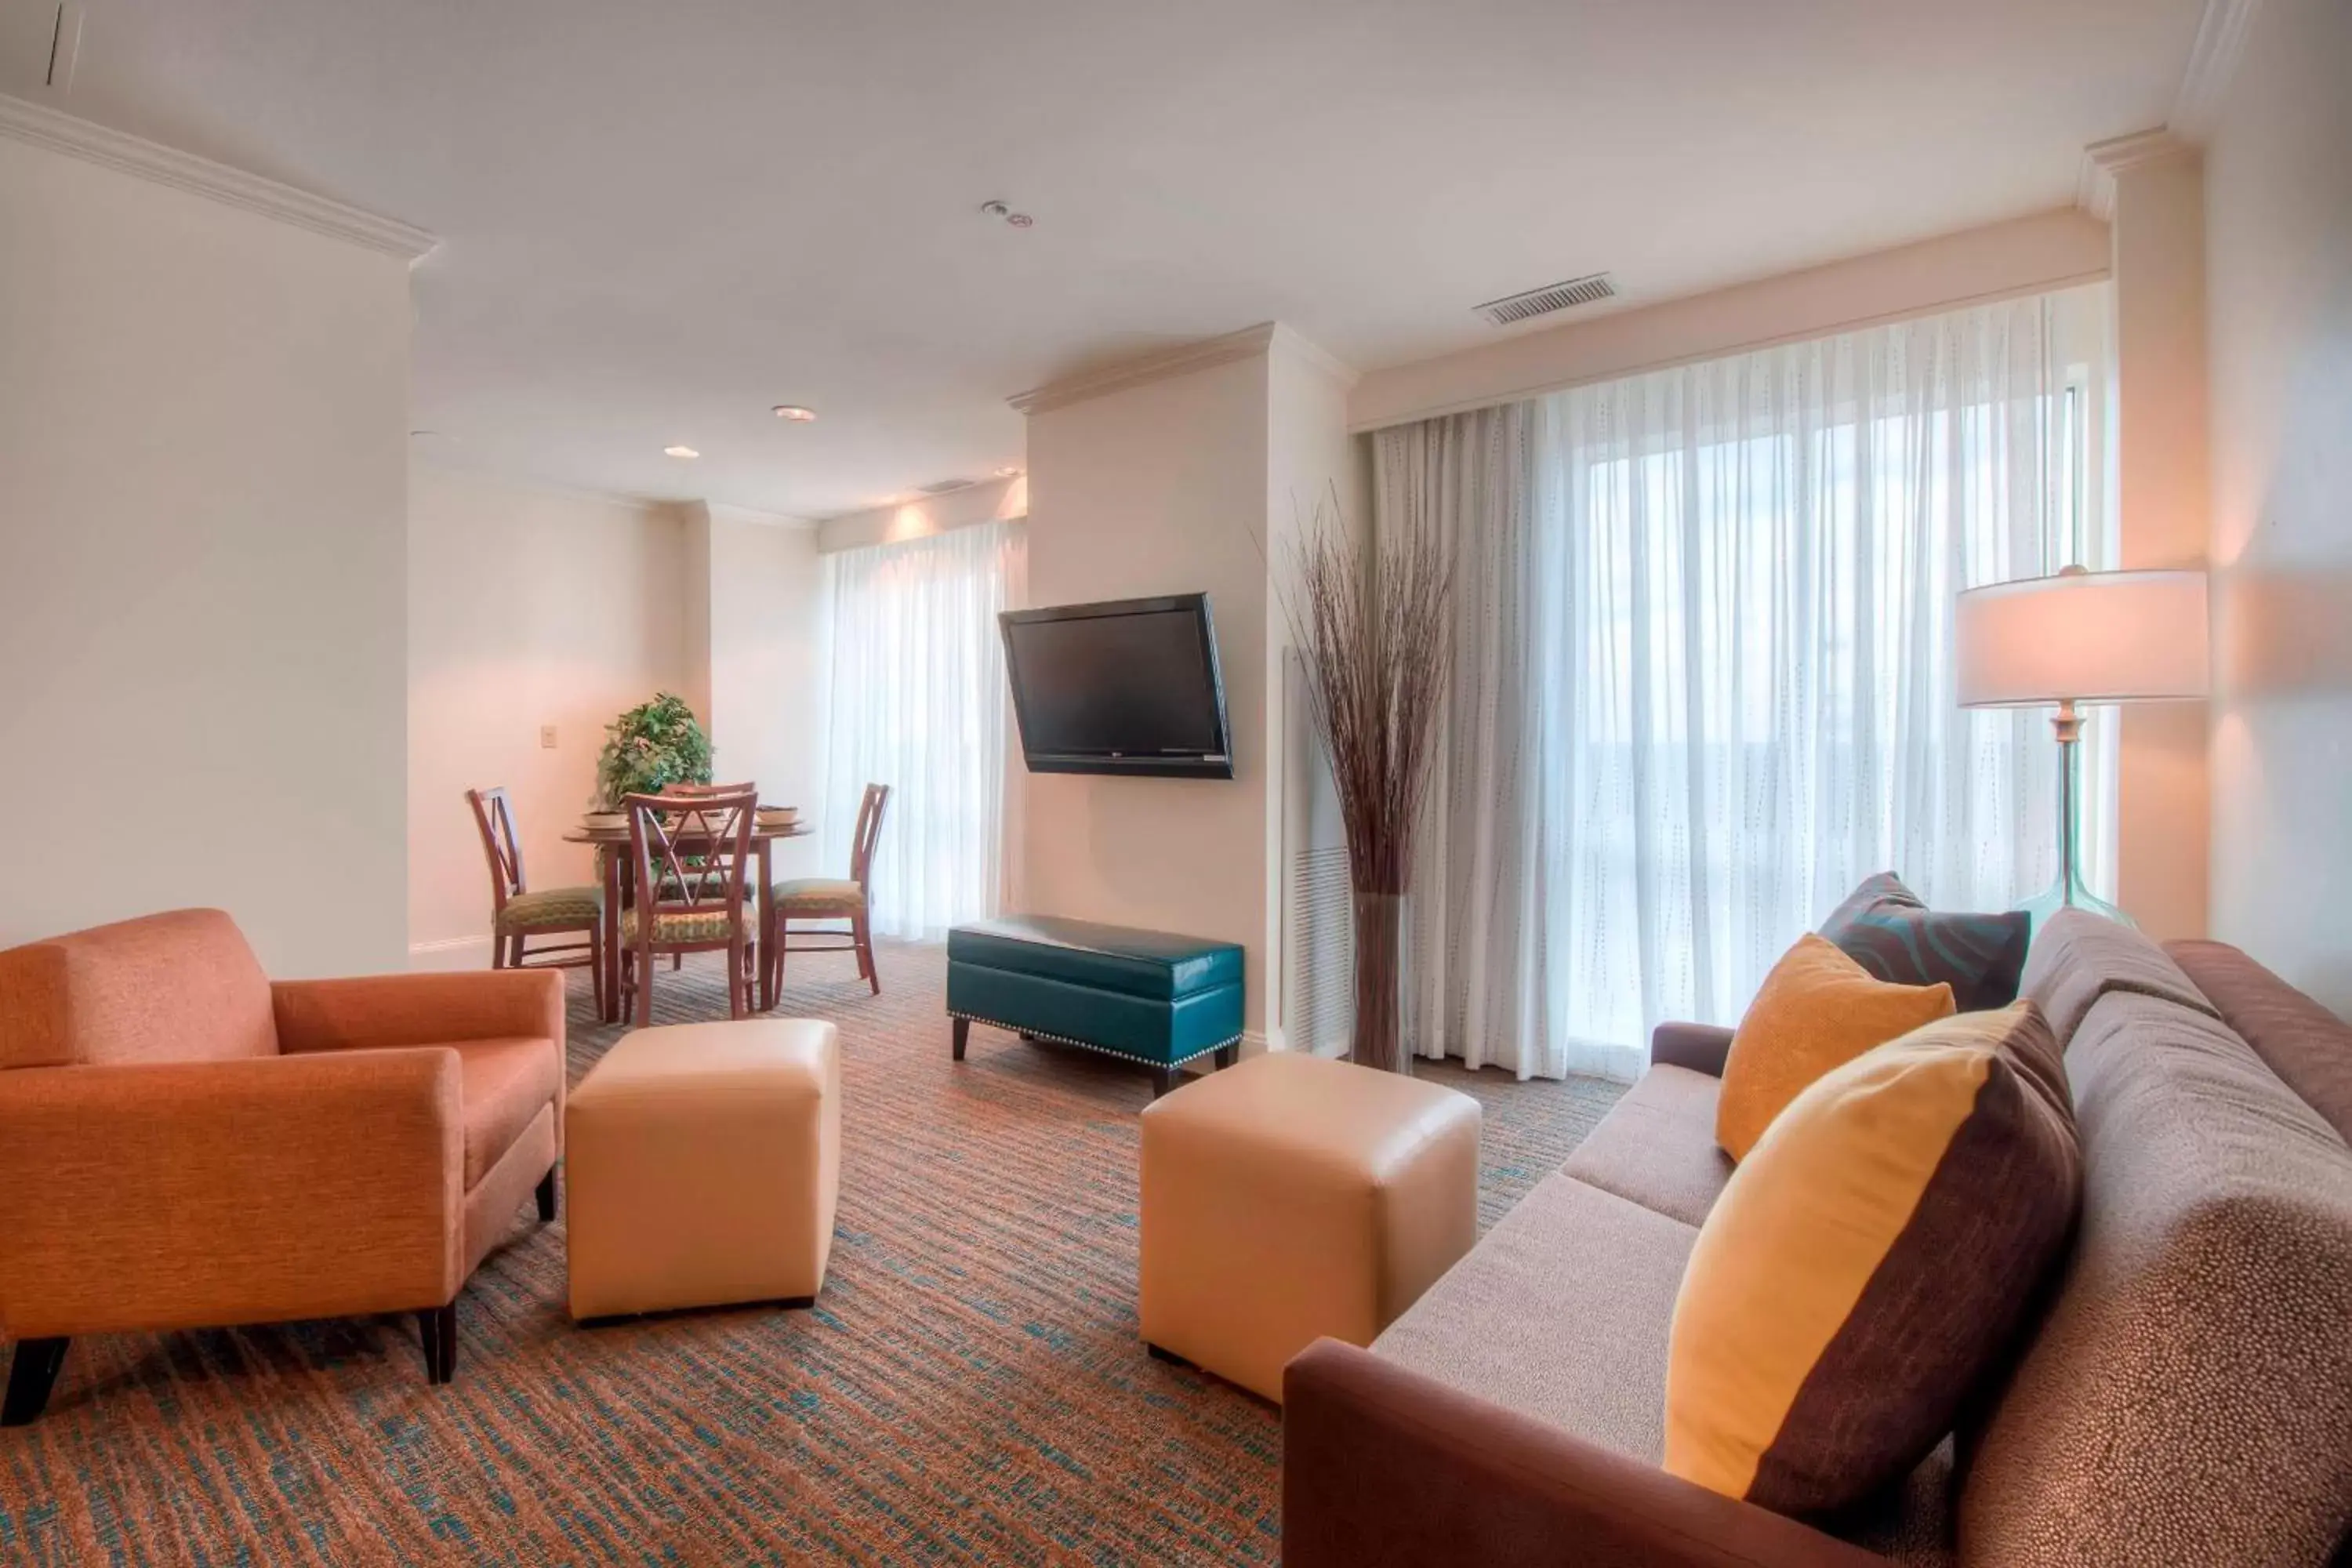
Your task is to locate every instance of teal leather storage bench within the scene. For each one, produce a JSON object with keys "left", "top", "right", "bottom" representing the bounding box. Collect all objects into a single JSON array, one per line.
[{"left": 947, "top": 916, "right": 1244, "bottom": 1096}]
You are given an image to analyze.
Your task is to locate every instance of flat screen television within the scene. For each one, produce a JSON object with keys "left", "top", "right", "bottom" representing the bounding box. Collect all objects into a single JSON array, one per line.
[{"left": 999, "top": 594, "right": 1233, "bottom": 779}]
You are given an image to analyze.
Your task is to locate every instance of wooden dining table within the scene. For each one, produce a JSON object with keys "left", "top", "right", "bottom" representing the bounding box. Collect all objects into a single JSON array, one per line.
[{"left": 562, "top": 819, "right": 813, "bottom": 1022}]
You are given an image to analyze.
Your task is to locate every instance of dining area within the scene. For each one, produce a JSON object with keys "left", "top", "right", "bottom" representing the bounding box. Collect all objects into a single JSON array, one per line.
[{"left": 466, "top": 778, "right": 891, "bottom": 1026}]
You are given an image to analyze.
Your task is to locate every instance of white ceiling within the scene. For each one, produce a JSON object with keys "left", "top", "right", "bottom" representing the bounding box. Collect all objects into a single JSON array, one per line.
[{"left": 9, "top": 0, "right": 2203, "bottom": 517}]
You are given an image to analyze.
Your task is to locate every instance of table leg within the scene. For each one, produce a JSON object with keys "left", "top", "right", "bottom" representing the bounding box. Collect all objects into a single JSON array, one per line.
[
  {"left": 756, "top": 837, "right": 775, "bottom": 1011},
  {"left": 601, "top": 846, "right": 624, "bottom": 1024}
]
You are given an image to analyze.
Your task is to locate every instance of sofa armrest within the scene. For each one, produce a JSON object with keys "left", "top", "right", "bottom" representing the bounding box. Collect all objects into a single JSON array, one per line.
[
  {"left": 1284, "top": 1340, "right": 1884, "bottom": 1568},
  {"left": 0, "top": 1050, "right": 464, "bottom": 1338},
  {"left": 1651, "top": 1022, "right": 1736, "bottom": 1078},
  {"left": 273, "top": 967, "right": 564, "bottom": 1054}
]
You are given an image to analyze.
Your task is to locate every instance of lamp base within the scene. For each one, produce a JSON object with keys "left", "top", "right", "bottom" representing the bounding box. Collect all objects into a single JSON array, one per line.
[{"left": 2016, "top": 866, "right": 2132, "bottom": 939}]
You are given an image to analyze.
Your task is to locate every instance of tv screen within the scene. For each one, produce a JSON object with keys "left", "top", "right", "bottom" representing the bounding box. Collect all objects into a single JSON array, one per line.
[{"left": 1000, "top": 594, "right": 1233, "bottom": 779}]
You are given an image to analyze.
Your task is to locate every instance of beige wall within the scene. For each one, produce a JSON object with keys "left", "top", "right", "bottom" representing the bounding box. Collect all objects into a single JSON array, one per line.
[
  {"left": 2107, "top": 147, "right": 2213, "bottom": 942},
  {"left": 2204, "top": 0, "right": 2352, "bottom": 1011},
  {"left": 0, "top": 131, "right": 413, "bottom": 975},
  {"left": 408, "top": 466, "right": 688, "bottom": 960},
  {"left": 818, "top": 475, "right": 1026, "bottom": 555},
  {"left": 701, "top": 506, "right": 828, "bottom": 881},
  {"left": 1020, "top": 350, "right": 1278, "bottom": 1037},
  {"left": 1014, "top": 327, "right": 1353, "bottom": 1047}
]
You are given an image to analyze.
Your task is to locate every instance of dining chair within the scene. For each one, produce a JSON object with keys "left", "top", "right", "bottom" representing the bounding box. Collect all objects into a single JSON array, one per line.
[
  {"left": 466, "top": 786, "right": 603, "bottom": 1014},
  {"left": 620, "top": 786, "right": 760, "bottom": 1024},
  {"left": 767, "top": 782, "right": 889, "bottom": 1000},
  {"left": 648, "top": 782, "right": 756, "bottom": 967}
]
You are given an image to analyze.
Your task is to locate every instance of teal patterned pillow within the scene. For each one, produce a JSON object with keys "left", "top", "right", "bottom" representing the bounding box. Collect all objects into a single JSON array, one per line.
[{"left": 1820, "top": 873, "right": 2030, "bottom": 1014}]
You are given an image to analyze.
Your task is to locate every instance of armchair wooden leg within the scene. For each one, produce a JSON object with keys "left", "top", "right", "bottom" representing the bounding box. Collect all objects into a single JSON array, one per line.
[
  {"left": 419, "top": 1305, "right": 457, "bottom": 1386},
  {"left": 1153, "top": 1066, "right": 1180, "bottom": 1098},
  {"left": 1214, "top": 1045, "right": 1237, "bottom": 1069},
  {"left": 2, "top": 1337, "right": 68, "bottom": 1426},
  {"left": 953, "top": 1016, "right": 970, "bottom": 1062},
  {"left": 535, "top": 1169, "right": 558, "bottom": 1223}
]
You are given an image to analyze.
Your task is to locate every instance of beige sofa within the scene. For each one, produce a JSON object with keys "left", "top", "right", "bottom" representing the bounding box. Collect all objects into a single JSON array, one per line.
[{"left": 1285, "top": 911, "right": 2352, "bottom": 1566}]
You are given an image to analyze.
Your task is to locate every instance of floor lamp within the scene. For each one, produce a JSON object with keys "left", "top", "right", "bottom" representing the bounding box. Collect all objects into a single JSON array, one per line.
[{"left": 1955, "top": 564, "right": 2209, "bottom": 933}]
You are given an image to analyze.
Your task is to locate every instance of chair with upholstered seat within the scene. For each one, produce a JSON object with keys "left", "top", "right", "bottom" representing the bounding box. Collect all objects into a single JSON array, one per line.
[
  {"left": 0, "top": 909, "right": 564, "bottom": 1421},
  {"left": 767, "top": 782, "right": 889, "bottom": 999},
  {"left": 467, "top": 786, "right": 603, "bottom": 1014},
  {"left": 621, "top": 786, "right": 760, "bottom": 1023}
]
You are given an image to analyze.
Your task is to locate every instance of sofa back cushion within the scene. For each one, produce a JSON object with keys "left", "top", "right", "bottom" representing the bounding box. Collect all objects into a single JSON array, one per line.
[
  {"left": 1958, "top": 989, "right": 2352, "bottom": 1566},
  {"left": 2168, "top": 938, "right": 2352, "bottom": 1147},
  {"left": 2016, "top": 908, "right": 2219, "bottom": 1048},
  {"left": 0, "top": 909, "right": 276, "bottom": 1069}
]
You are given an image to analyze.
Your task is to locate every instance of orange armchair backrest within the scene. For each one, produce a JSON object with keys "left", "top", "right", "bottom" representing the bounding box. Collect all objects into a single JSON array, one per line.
[{"left": 0, "top": 909, "right": 277, "bottom": 1069}]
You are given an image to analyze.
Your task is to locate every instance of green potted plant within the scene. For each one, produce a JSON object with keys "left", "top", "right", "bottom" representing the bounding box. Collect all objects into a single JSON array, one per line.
[{"left": 593, "top": 692, "right": 714, "bottom": 809}]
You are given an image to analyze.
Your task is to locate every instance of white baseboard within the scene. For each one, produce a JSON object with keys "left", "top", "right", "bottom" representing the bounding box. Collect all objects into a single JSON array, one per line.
[{"left": 409, "top": 935, "right": 493, "bottom": 971}]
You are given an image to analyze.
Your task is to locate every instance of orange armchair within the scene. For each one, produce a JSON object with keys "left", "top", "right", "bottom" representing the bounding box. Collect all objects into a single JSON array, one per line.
[{"left": 0, "top": 909, "right": 565, "bottom": 1424}]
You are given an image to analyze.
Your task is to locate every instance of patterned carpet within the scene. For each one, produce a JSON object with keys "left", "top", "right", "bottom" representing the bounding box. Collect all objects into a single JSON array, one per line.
[{"left": 0, "top": 941, "right": 1621, "bottom": 1566}]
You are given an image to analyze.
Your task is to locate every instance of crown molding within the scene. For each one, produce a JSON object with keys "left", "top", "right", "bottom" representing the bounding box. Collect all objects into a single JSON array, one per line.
[
  {"left": 1269, "top": 322, "right": 1360, "bottom": 390},
  {"left": 2171, "top": 0, "right": 2263, "bottom": 143},
  {"left": 1011, "top": 323, "right": 1278, "bottom": 416},
  {"left": 0, "top": 93, "right": 438, "bottom": 261},
  {"left": 2076, "top": 128, "right": 2194, "bottom": 220},
  {"left": 707, "top": 500, "right": 818, "bottom": 532},
  {"left": 1008, "top": 321, "right": 1358, "bottom": 418}
]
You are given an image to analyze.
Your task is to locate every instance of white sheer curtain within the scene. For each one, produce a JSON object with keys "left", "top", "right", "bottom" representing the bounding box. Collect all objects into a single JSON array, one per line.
[
  {"left": 819, "top": 520, "right": 1026, "bottom": 939},
  {"left": 1378, "top": 296, "right": 2103, "bottom": 1080}
]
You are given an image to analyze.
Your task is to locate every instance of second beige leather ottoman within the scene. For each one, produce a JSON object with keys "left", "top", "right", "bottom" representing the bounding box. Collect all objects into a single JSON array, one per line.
[
  {"left": 1138, "top": 1052, "right": 1480, "bottom": 1402},
  {"left": 565, "top": 1018, "right": 840, "bottom": 1321}
]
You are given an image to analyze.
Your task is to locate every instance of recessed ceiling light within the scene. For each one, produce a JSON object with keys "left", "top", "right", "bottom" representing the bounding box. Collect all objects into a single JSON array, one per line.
[
  {"left": 664, "top": 445, "right": 699, "bottom": 459},
  {"left": 772, "top": 405, "right": 817, "bottom": 423},
  {"left": 993, "top": 465, "right": 1022, "bottom": 479}
]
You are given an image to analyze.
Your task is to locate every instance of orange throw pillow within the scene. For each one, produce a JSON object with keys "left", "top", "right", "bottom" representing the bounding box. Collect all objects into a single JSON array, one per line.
[{"left": 1715, "top": 934, "right": 1955, "bottom": 1160}]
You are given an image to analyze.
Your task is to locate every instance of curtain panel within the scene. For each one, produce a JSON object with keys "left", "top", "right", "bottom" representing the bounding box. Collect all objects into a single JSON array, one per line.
[
  {"left": 819, "top": 520, "right": 1026, "bottom": 939},
  {"left": 1375, "top": 296, "right": 2096, "bottom": 1080}
]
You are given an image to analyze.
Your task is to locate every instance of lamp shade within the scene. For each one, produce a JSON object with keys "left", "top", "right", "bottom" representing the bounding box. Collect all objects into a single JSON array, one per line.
[{"left": 1955, "top": 568, "right": 2209, "bottom": 708}]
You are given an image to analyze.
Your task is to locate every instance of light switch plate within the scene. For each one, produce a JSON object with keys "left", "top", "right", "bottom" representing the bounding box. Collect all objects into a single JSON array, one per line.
[{"left": 539, "top": 725, "right": 558, "bottom": 750}]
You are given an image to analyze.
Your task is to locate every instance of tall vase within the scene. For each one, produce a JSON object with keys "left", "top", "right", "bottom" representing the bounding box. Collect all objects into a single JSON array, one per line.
[{"left": 1351, "top": 891, "right": 1408, "bottom": 1075}]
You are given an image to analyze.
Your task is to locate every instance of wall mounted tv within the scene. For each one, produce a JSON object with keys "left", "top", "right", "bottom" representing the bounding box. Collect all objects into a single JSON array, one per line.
[{"left": 999, "top": 594, "right": 1233, "bottom": 779}]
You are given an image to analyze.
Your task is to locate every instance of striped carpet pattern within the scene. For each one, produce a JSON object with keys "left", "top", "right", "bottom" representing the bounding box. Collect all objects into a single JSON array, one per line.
[{"left": 0, "top": 942, "right": 1621, "bottom": 1565}]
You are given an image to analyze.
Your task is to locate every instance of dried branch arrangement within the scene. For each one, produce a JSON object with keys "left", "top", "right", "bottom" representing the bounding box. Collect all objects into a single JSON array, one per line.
[
  {"left": 1282, "top": 488, "right": 1456, "bottom": 898},
  {"left": 1279, "top": 488, "right": 1454, "bottom": 1072}
]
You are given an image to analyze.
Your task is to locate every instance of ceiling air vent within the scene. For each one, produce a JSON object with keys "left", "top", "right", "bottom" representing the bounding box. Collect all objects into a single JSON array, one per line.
[
  {"left": 1475, "top": 272, "right": 1616, "bottom": 328},
  {"left": 916, "top": 477, "right": 976, "bottom": 496}
]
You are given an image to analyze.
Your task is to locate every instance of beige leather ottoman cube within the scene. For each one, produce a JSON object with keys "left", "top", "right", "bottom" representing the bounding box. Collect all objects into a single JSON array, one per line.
[
  {"left": 565, "top": 1018, "right": 840, "bottom": 1321},
  {"left": 1139, "top": 1052, "right": 1480, "bottom": 1402}
]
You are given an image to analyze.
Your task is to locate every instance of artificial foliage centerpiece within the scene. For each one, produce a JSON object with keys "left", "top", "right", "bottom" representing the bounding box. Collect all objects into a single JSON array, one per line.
[
  {"left": 1281, "top": 490, "right": 1454, "bottom": 1074},
  {"left": 593, "top": 692, "right": 713, "bottom": 808}
]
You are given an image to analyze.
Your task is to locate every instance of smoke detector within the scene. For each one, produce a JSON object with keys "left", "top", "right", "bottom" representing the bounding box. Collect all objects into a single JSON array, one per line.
[{"left": 1475, "top": 272, "right": 1617, "bottom": 327}]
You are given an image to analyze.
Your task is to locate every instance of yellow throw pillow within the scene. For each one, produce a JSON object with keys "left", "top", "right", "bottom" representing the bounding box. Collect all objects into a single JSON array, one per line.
[
  {"left": 1715, "top": 934, "right": 1955, "bottom": 1159},
  {"left": 1664, "top": 1003, "right": 2080, "bottom": 1514}
]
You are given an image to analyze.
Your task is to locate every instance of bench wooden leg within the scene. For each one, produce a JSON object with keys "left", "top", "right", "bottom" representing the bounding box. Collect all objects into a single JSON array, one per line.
[
  {"left": 952, "top": 1016, "right": 970, "bottom": 1062},
  {"left": 1153, "top": 1066, "right": 1180, "bottom": 1098},
  {"left": 1214, "top": 1045, "right": 1237, "bottom": 1069}
]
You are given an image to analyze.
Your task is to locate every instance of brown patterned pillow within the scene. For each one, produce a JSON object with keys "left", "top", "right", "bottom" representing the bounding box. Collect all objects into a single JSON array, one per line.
[
  {"left": 1666, "top": 1001, "right": 2080, "bottom": 1515},
  {"left": 1820, "top": 873, "right": 2030, "bottom": 1013}
]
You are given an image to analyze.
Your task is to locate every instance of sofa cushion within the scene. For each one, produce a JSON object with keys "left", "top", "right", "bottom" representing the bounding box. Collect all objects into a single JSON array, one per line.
[
  {"left": 1820, "top": 873, "right": 2031, "bottom": 1013},
  {"left": 2167, "top": 938, "right": 2352, "bottom": 1146},
  {"left": 1960, "top": 990, "right": 2352, "bottom": 1566},
  {"left": 1717, "top": 934, "right": 1955, "bottom": 1160},
  {"left": 0, "top": 908, "right": 275, "bottom": 1069},
  {"left": 2017, "top": 908, "right": 2217, "bottom": 1049},
  {"left": 449, "top": 1036, "right": 562, "bottom": 1190},
  {"left": 1559, "top": 1064, "right": 1733, "bottom": 1228},
  {"left": 1667, "top": 1002, "right": 2078, "bottom": 1515},
  {"left": 1372, "top": 1174, "right": 1696, "bottom": 1465}
]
